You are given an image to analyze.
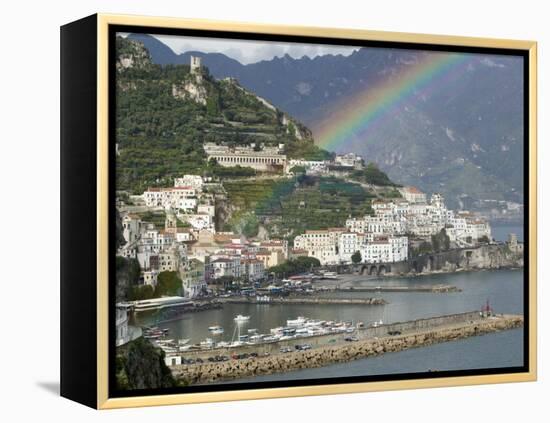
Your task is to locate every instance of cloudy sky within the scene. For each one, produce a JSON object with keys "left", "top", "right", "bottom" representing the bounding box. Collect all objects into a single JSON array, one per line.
[{"left": 149, "top": 33, "right": 359, "bottom": 64}]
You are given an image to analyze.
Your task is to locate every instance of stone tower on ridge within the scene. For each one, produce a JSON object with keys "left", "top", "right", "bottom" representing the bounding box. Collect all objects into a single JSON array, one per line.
[{"left": 190, "top": 56, "right": 202, "bottom": 74}]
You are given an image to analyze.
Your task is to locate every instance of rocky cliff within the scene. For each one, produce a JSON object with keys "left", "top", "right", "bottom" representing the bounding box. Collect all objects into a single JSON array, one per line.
[{"left": 116, "top": 337, "right": 177, "bottom": 391}]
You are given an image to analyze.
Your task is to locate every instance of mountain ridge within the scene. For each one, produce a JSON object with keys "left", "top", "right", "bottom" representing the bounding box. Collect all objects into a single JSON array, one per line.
[{"left": 124, "top": 33, "right": 524, "bottom": 211}]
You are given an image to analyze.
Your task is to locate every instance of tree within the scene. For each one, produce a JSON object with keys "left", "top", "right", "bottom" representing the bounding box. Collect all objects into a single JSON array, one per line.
[
  {"left": 269, "top": 256, "right": 321, "bottom": 278},
  {"left": 431, "top": 228, "right": 450, "bottom": 252},
  {"left": 416, "top": 241, "right": 433, "bottom": 255},
  {"left": 128, "top": 284, "right": 155, "bottom": 301},
  {"left": 116, "top": 256, "right": 141, "bottom": 301},
  {"left": 289, "top": 165, "right": 306, "bottom": 175},
  {"left": 213, "top": 276, "right": 235, "bottom": 290},
  {"left": 478, "top": 235, "right": 490, "bottom": 244},
  {"left": 351, "top": 250, "right": 362, "bottom": 264},
  {"left": 154, "top": 271, "right": 183, "bottom": 297}
]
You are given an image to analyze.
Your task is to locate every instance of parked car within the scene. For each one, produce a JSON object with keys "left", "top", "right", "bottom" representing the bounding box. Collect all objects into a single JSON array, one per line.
[{"left": 295, "top": 344, "right": 312, "bottom": 351}]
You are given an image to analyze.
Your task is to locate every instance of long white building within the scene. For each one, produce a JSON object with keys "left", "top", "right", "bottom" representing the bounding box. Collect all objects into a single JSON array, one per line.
[{"left": 203, "top": 142, "right": 287, "bottom": 172}]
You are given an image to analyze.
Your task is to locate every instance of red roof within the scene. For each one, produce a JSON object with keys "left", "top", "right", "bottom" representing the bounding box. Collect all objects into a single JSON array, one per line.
[{"left": 404, "top": 186, "right": 423, "bottom": 194}]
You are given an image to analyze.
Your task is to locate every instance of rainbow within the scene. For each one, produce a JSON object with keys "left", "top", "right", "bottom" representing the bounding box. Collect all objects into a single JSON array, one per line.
[{"left": 315, "top": 51, "right": 474, "bottom": 152}]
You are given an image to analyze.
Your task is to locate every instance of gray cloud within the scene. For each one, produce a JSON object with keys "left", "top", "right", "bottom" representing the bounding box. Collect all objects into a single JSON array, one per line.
[{"left": 151, "top": 34, "right": 359, "bottom": 64}]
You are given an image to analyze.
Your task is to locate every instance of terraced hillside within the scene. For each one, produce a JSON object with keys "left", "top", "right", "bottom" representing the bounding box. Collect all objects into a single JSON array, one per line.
[{"left": 115, "top": 36, "right": 325, "bottom": 193}]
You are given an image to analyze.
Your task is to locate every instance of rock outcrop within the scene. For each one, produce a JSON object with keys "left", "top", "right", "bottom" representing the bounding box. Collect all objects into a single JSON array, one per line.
[
  {"left": 116, "top": 337, "right": 177, "bottom": 390},
  {"left": 116, "top": 37, "right": 152, "bottom": 71},
  {"left": 172, "top": 73, "right": 208, "bottom": 105}
]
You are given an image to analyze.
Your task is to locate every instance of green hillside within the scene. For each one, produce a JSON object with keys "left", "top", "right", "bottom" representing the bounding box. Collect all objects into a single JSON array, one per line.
[
  {"left": 223, "top": 175, "right": 398, "bottom": 241},
  {"left": 115, "top": 36, "right": 326, "bottom": 193},
  {"left": 115, "top": 37, "right": 401, "bottom": 240}
]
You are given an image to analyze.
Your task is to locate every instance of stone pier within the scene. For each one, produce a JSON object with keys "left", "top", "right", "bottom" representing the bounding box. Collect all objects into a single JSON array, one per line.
[{"left": 172, "top": 313, "right": 523, "bottom": 385}]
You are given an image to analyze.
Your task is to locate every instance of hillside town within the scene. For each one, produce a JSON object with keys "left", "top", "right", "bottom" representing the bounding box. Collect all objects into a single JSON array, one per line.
[{"left": 117, "top": 143, "right": 492, "bottom": 300}]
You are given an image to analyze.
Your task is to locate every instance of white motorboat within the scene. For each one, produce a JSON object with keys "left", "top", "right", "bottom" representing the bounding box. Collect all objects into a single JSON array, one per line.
[
  {"left": 234, "top": 314, "right": 250, "bottom": 323},
  {"left": 371, "top": 319, "right": 384, "bottom": 328},
  {"left": 209, "top": 326, "right": 224, "bottom": 335},
  {"left": 287, "top": 316, "right": 307, "bottom": 326},
  {"left": 200, "top": 338, "right": 215, "bottom": 348}
]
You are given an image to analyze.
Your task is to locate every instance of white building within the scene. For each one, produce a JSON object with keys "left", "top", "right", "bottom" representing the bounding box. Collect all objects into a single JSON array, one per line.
[
  {"left": 203, "top": 142, "right": 287, "bottom": 172},
  {"left": 360, "top": 236, "right": 408, "bottom": 264},
  {"left": 182, "top": 213, "right": 215, "bottom": 232},
  {"left": 143, "top": 186, "right": 197, "bottom": 209},
  {"left": 293, "top": 230, "right": 338, "bottom": 265},
  {"left": 115, "top": 305, "right": 129, "bottom": 346},
  {"left": 121, "top": 213, "right": 142, "bottom": 245},
  {"left": 242, "top": 258, "right": 265, "bottom": 282},
  {"left": 197, "top": 203, "right": 215, "bottom": 217},
  {"left": 174, "top": 174, "right": 203, "bottom": 190},
  {"left": 210, "top": 257, "right": 242, "bottom": 279},
  {"left": 338, "top": 232, "right": 359, "bottom": 263},
  {"left": 143, "top": 270, "right": 159, "bottom": 287},
  {"left": 287, "top": 159, "right": 327, "bottom": 175},
  {"left": 180, "top": 258, "right": 206, "bottom": 298},
  {"left": 175, "top": 228, "right": 193, "bottom": 242},
  {"left": 165, "top": 355, "right": 182, "bottom": 367},
  {"left": 334, "top": 152, "right": 364, "bottom": 168},
  {"left": 398, "top": 186, "right": 427, "bottom": 204}
]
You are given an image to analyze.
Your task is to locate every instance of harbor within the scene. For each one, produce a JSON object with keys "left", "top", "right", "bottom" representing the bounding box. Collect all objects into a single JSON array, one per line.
[
  {"left": 132, "top": 267, "right": 524, "bottom": 383},
  {"left": 170, "top": 312, "right": 523, "bottom": 385}
]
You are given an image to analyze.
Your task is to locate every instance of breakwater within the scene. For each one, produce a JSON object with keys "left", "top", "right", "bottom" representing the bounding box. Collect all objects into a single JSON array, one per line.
[
  {"left": 218, "top": 296, "right": 386, "bottom": 306},
  {"left": 325, "top": 285, "right": 461, "bottom": 293},
  {"left": 172, "top": 312, "right": 523, "bottom": 385}
]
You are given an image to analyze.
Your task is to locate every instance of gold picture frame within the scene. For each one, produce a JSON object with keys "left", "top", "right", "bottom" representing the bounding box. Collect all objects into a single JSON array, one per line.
[{"left": 61, "top": 13, "right": 537, "bottom": 409}]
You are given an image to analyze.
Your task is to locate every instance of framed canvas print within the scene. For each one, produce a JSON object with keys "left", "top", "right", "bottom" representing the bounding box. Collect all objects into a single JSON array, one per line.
[{"left": 60, "top": 14, "right": 537, "bottom": 409}]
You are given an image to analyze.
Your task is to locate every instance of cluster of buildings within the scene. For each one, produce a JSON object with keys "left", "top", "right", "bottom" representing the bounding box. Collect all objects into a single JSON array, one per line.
[
  {"left": 119, "top": 175, "right": 295, "bottom": 297},
  {"left": 119, "top": 166, "right": 493, "bottom": 292},
  {"left": 293, "top": 228, "right": 408, "bottom": 266},
  {"left": 142, "top": 174, "right": 216, "bottom": 231},
  {"left": 203, "top": 141, "right": 365, "bottom": 176},
  {"left": 293, "top": 188, "right": 491, "bottom": 266}
]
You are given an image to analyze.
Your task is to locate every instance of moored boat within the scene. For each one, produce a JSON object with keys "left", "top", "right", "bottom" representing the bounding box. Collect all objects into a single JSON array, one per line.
[
  {"left": 287, "top": 316, "right": 307, "bottom": 326},
  {"left": 234, "top": 314, "right": 250, "bottom": 322}
]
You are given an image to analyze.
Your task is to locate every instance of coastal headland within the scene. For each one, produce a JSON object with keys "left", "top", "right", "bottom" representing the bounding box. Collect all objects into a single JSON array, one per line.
[{"left": 172, "top": 312, "right": 523, "bottom": 385}]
